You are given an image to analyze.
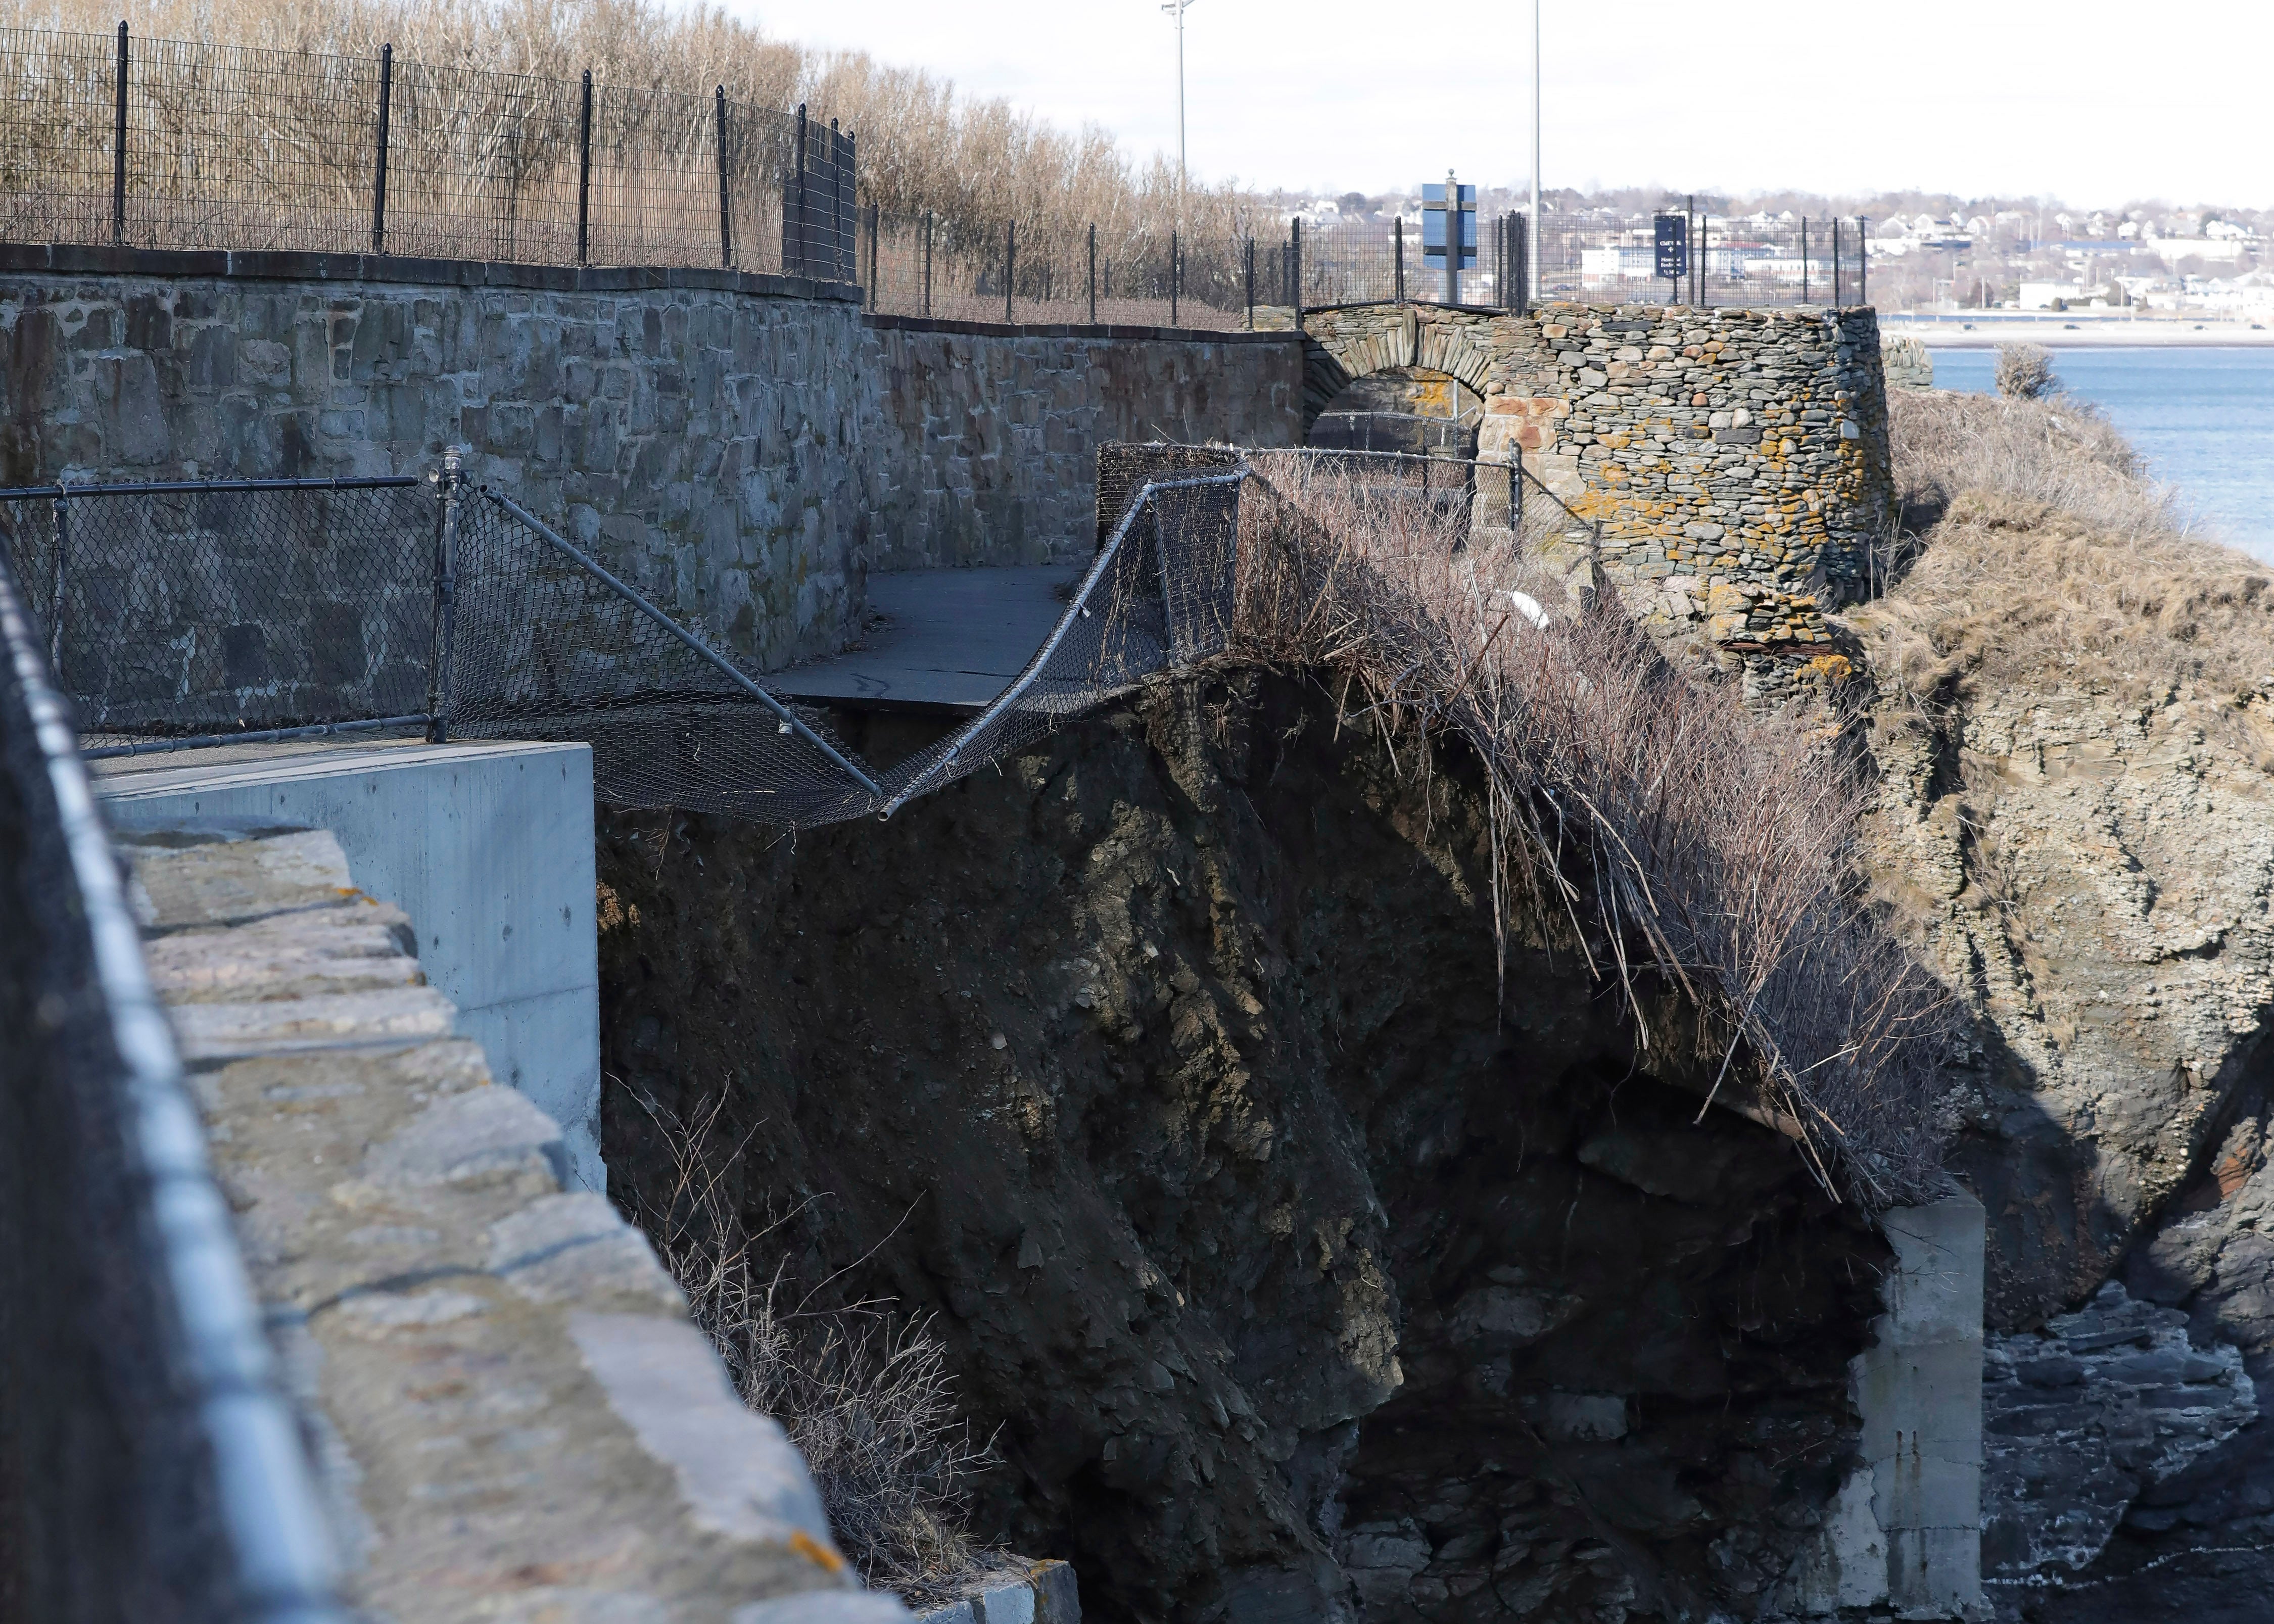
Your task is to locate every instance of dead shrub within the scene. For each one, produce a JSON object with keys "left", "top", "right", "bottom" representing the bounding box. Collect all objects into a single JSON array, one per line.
[
  {"left": 1228, "top": 455, "right": 1955, "bottom": 1205},
  {"left": 1888, "top": 387, "right": 2175, "bottom": 541},
  {"left": 620, "top": 1089, "right": 1000, "bottom": 1608},
  {"left": 1994, "top": 342, "right": 2059, "bottom": 401}
]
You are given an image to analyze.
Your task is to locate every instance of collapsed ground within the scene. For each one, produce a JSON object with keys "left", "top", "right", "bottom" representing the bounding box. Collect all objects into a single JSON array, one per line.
[{"left": 595, "top": 675, "right": 1889, "bottom": 1623}]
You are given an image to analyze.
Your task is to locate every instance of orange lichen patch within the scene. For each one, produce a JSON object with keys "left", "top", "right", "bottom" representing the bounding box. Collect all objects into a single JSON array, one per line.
[
  {"left": 1801, "top": 653, "right": 1855, "bottom": 686},
  {"left": 789, "top": 1530, "right": 847, "bottom": 1573}
]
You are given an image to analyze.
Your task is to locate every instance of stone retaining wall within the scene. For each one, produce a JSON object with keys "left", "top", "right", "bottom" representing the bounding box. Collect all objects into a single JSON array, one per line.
[
  {"left": 860, "top": 314, "right": 1304, "bottom": 571},
  {"left": 0, "top": 247, "right": 1310, "bottom": 666},
  {"left": 0, "top": 247, "right": 871, "bottom": 671}
]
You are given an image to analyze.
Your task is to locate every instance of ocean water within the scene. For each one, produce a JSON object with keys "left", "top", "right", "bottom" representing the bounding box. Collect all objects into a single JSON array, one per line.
[{"left": 1924, "top": 348, "right": 2274, "bottom": 561}]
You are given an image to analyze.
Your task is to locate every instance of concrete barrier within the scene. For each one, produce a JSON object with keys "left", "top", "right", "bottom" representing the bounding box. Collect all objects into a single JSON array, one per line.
[{"left": 93, "top": 737, "right": 602, "bottom": 1189}]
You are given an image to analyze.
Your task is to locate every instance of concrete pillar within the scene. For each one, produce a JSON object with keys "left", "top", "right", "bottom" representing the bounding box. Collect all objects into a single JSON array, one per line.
[{"left": 1782, "top": 1191, "right": 1985, "bottom": 1618}]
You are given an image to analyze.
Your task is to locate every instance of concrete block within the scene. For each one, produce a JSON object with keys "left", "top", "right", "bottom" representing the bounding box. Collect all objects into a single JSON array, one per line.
[{"left": 96, "top": 739, "right": 604, "bottom": 1189}]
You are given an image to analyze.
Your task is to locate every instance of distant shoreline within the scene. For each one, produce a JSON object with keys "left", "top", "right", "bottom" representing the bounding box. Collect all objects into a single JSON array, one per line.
[{"left": 1881, "top": 316, "right": 2274, "bottom": 350}]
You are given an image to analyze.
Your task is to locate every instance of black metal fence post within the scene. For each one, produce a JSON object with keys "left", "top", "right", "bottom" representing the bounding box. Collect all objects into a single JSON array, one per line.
[
  {"left": 1395, "top": 215, "right": 1404, "bottom": 303},
  {"left": 46, "top": 493, "right": 68, "bottom": 674},
  {"left": 1291, "top": 218, "right": 1303, "bottom": 331},
  {"left": 1170, "top": 231, "right": 1179, "bottom": 326},
  {"left": 576, "top": 69, "right": 592, "bottom": 266},
  {"left": 1089, "top": 222, "right": 1098, "bottom": 324},
  {"left": 427, "top": 451, "right": 461, "bottom": 743},
  {"left": 789, "top": 104, "right": 808, "bottom": 278},
  {"left": 1005, "top": 220, "right": 1015, "bottom": 324},
  {"left": 1244, "top": 234, "right": 1253, "bottom": 328},
  {"left": 714, "top": 86, "right": 732, "bottom": 268},
  {"left": 1832, "top": 218, "right": 1842, "bottom": 308},
  {"left": 1800, "top": 217, "right": 1809, "bottom": 304},
  {"left": 841, "top": 128, "right": 856, "bottom": 283},
  {"left": 109, "top": 22, "right": 127, "bottom": 246},
  {"left": 1858, "top": 217, "right": 1869, "bottom": 305},
  {"left": 866, "top": 202, "right": 878, "bottom": 309},
  {"left": 370, "top": 43, "right": 393, "bottom": 255},
  {"left": 923, "top": 209, "right": 933, "bottom": 315}
]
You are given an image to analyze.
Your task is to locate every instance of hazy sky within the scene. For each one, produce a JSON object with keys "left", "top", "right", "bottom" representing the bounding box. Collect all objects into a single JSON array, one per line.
[{"left": 709, "top": 0, "right": 2264, "bottom": 206}]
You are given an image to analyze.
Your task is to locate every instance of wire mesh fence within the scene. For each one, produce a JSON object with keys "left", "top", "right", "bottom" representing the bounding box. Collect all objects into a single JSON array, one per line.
[
  {"left": 1534, "top": 210, "right": 1872, "bottom": 309},
  {"left": 0, "top": 22, "right": 842, "bottom": 273},
  {"left": 0, "top": 444, "right": 1591, "bottom": 824},
  {"left": 0, "top": 477, "right": 440, "bottom": 750},
  {"left": 863, "top": 208, "right": 1251, "bottom": 329}
]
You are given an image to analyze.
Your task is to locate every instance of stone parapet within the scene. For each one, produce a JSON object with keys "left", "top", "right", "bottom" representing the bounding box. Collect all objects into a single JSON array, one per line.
[{"left": 122, "top": 822, "right": 900, "bottom": 1623}]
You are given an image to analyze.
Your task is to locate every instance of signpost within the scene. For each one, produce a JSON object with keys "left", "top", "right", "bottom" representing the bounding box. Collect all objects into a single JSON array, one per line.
[
  {"left": 1423, "top": 171, "right": 1477, "bottom": 305},
  {"left": 1653, "top": 213, "right": 1688, "bottom": 298}
]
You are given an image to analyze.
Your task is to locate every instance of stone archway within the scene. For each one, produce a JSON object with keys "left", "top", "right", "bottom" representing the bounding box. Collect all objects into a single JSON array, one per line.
[{"left": 1294, "top": 304, "right": 1503, "bottom": 432}]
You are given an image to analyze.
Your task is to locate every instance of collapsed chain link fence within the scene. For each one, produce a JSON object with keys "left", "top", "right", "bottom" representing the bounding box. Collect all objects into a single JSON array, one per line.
[
  {"left": 0, "top": 447, "right": 1591, "bottom": 824},
  {"left": 0, "top": 454, "right": 1271, "bottom": 826}
]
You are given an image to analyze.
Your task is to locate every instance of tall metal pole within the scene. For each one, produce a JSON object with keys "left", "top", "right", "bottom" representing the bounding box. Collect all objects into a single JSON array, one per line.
[
  {"left": 1528, "top": 0, "right": 1541, "bottom": 314},
  {"left": 1162, "top": 1, "right": 1194, "bottom": 224}
]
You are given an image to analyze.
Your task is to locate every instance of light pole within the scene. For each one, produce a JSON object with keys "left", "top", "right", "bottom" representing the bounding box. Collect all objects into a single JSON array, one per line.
[
  {"left": 1528, "top": 0, "right": 1541, "bottom": 310},
  {"left": 1163, "top": 0, "right": 1195, "bottom": 217}
]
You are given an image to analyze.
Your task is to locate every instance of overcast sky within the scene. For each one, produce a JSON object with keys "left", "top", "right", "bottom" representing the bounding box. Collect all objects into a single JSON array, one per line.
[{"left": 706, "top": 0, "right": 2264, "bottom": 207}]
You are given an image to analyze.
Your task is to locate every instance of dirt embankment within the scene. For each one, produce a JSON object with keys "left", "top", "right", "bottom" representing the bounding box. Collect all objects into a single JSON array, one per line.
[{"left": 595, "top": 674, "right": 1887, "bottom": 1623}]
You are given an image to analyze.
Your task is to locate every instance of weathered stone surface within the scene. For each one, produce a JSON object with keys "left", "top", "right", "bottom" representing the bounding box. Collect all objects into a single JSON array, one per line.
[
  {"left": 859, "top": 325, "right": 1304, "bottom": 570},
  {"left": 1981, "top": 1282, "right": 2254, "bottom": 1585},
  {"left": 123, "top": 824, "right": 889, "bottom": 1621}
]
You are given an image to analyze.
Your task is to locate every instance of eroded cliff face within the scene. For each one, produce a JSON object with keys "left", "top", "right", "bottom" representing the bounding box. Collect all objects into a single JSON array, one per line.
[
  {"left": 594, "top": 675, "right": 1890, "bottom": 1623},
  {"left": 1845, "top": 486, "right": 2274, "bottom": 1613}
]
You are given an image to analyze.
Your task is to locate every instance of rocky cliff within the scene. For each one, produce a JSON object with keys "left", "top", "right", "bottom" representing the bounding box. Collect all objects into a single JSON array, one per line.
[
  {"left": 1845, "top": 392, "right": 2274, "bottom": 1616},
  {"left": 594, "top": 676, "right": 1893, "bottom": 1623}
]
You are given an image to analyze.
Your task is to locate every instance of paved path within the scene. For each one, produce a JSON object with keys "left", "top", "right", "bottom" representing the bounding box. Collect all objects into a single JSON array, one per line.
[{"left": 770, "top": 566, "right": 1082, "bottom": 714}]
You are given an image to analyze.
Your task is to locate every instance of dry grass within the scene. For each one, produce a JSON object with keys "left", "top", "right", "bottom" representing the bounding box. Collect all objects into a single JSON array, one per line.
[
  {"left": 2, "top": 0, "right": 1263, "bottom": 301},
  {"left": 1862, "top": 390, "right": 2274, "bottom": 708},
  {"left": 1229, "top": 455, "right": 1955, "bottom": 1205},
  {"left": 621, "top": 1090, "right": 999, "bottom": 1607}
]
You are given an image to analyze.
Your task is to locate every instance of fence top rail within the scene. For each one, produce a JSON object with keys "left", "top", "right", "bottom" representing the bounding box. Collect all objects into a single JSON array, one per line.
[
  {"left": 0, "top": 474, "right": 425, "bottom": 501},
  {"left": 1269, "top": 444, "right": 1596, "bottom": 529}
]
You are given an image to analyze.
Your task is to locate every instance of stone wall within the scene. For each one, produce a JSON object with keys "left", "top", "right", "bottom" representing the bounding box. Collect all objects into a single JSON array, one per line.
[
  {"left": 0, "top": 247, "right": 871, "bottom": 671},
  {"left": 1271, "top": 301, "right": 1894, "bottom": 616},
  {"left": 859, "top": 314, "right": 1304, "bottom": 571},
  {"left": 0, "top": 248, "right": 1313, "bottom": 667}
]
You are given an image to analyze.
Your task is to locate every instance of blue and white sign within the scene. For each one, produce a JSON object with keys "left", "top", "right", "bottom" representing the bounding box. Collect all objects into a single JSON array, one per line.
[{"left": 1422, "top": 183, "right": 1477, "bottom": 268}]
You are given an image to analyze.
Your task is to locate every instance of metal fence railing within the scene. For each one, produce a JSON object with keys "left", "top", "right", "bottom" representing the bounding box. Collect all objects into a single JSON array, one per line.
[
  {"left": 0, "top": 447, "right": 1588, "bottom": 828},
  {"left": 0, "top": 539, "right": 344, "bottom": 1619},
  {"left": 0, "top": 23, "right": 854, "bottom": 276}
]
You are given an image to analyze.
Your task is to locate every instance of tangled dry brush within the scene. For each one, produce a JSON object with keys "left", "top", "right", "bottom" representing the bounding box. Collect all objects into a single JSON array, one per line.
[{"left": 1225, "top": 455, "right": 1956, "bottom": 1206}]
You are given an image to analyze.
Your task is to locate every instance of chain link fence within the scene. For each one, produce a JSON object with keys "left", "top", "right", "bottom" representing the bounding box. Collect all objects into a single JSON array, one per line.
[{"left": 0, "top": 445, "right": 1591, "bottom": 825}]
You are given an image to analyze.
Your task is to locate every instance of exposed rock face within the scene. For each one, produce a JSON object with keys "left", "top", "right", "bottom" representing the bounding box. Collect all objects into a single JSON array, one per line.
[
  {"left": 1860, "top": 681, "right": 2274, "bottom": 1328},
  {"left": 595, "top": 675, "right": 1893, "bottom": 1623},
  {"left": 1846, "top": 458, "right": 2274, "bottom": 1616},
  {"left": 1982, "top": 1281, "right": 2254, "bottom": 1583}
]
